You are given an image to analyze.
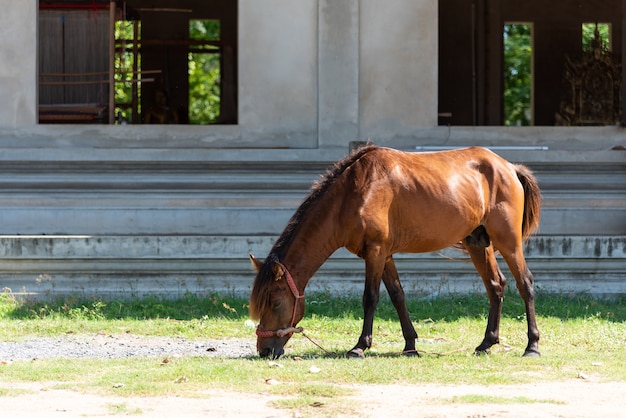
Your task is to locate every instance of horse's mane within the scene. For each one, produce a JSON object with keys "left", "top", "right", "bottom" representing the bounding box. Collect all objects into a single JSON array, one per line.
[
  {"left": 272, "top": 144, "right": 378, "bottom": 257},
  {"left": 249, "top": 144, "right": 379, "bottom": 319}
]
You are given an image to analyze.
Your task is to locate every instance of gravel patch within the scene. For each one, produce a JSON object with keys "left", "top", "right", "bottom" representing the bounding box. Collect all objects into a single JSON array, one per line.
[{"left": 0, "top": 334, "right": 257, "bottom": 361}]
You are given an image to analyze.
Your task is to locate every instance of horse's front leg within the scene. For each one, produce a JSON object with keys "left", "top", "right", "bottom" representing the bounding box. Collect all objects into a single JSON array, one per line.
[
  {"left": 347, "top": 253, "right": 385, "bottom": 359},
  {"left": 382, "top": 256, "right": 419, "bottom": 356}
]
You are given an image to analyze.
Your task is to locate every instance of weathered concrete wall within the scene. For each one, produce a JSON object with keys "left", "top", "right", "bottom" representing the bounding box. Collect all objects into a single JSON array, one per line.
[
  {"left": 359, "top": 0, "right": 438, "bottom": 137},
  {"left": 1, "top": 236, "right": 624, "bottom": 299},
  {"left": 0, "top": 0, "right": 37, "bottom": 126},
  {"left": 318, "top": 0, "right": 360, "bottom": 147},
  {"left": 0, "top": 145, "right": 623, "bottom": 298},
  {"left": 239, "top": 0, "right": 319, "bottom": 146},
  {"left": 0, "top": 144, "right": 622, "bottom": 236},
  {"left": 241, "top": 0, "right": 440, "bottom": 145}
]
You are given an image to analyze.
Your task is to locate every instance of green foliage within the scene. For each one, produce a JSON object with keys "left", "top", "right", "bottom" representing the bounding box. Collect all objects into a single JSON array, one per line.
[
  {"left": 0, "top": 290, "right": 18, "bottom": 317},
  {"left": 582, "top": 23, "right": 610, "bottom": 52},
  {"left": 2, "top": 291, "right": 625, "bottom": 335},
  {"left": 188, "top": 20, "right": 221, "bottom": 124},
  {"left": 2, "top": 292, "right": 247, "bottom": 322},
  {"left": 114, "top": 20, "right": 140, "bottom": 123},
  {"left": 503, "top": 24, "right": 532, "bottom": 126},
  {"left": 113, "top": 19, "right": 221, "bottom": 124},
  {"left": 0, "top": 292, "right": 252, "bottom": 339}
]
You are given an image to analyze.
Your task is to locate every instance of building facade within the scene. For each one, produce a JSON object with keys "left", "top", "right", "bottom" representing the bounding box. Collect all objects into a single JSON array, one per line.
[{"left": 0, "top": 0, "right": 624, "bottom": 298}]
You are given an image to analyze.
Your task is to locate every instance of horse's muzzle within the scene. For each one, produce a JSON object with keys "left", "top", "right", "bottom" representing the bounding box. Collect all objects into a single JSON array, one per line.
[
  {"left": 259, "top": 345, "right": 285, "bottom": 359},
  {"left": 257, "top": 336, "right": 288, "bottom": 359}
]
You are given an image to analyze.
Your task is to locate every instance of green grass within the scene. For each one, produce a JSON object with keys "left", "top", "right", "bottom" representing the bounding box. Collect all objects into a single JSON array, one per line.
[
  {"left": 0, "top": 387, "right": 35, "bottom": 397},
  {"left": 1, "top": 289, "right": 625, "bottom": 415},
  {"left": 446, "top": 394, "right": 565, "bottom": 405},
  {"left": 0, "top": 291, "right": 251, "bottom": 339},
  {"left": 106, "top": 402, "right": 143, "bottom": 415}
]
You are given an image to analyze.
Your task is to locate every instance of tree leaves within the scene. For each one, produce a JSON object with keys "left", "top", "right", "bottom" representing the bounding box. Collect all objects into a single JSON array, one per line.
[{"left": 503, "top": 24, "right": 532, "bottom": 126}]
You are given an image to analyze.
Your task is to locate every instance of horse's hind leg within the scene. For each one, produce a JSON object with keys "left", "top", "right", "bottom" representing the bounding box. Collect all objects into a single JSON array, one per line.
[
  {"left": 381, "top": 256, "right": 419, "bottom": 356},
  {"left": 492, "top": 237, "right": 540, "bottom": 357},
  {"left": 464, "top": 241, "right": 507, "bottom": 354}
]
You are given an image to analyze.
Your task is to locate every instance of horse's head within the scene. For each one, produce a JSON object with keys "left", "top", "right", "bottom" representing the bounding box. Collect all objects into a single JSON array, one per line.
[{"left": 249, "top": 254, "right": 305, "bottom": 359}]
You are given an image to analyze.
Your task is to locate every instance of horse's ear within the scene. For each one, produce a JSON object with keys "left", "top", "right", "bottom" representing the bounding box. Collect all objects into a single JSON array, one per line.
[
  {"left": 249, "top": 254, "right": 263, "bottom": 272},
  {"left": 272, "top": 262, "right": 285, "bottom": 281}
]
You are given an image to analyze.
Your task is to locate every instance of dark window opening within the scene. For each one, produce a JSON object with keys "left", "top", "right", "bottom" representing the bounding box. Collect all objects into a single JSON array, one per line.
[
  {"left": 38, "top": 0, "right": 237, "bottom": 125},
  {"left": 38, "top": 1, "right": 111, "bottom": 123},
  {"left": 438, "top": 0, "right": 623, "bottom": 126}
]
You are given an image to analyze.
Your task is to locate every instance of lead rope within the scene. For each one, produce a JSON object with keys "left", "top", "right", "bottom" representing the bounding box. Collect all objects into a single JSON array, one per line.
[
  {"left": 276, "top": 326, "right": 464, "bottom": 358},
  {"left": 270, "top": 325, "right": 332, "bottom": 355},
  {"left": 300, "top": 331, "right": 332, "bottom": 355}
]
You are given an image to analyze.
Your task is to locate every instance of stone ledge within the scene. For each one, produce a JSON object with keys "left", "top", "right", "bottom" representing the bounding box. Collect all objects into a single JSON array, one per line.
[
  {"left": 0, "top": 235, "right": 623, "bottom": 299},
  {"left": 0, "top": 144, "right": 622, "bottom": 237}
]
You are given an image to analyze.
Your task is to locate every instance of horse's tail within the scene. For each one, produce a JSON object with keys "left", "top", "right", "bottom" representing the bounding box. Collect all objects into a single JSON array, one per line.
[{"left": 515, "top": 164, "right": 542, "bottom": 241}]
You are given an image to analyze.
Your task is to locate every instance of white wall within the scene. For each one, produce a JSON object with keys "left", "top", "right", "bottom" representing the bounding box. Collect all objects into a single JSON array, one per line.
[
  {"left": 239, "top": 0, "right": 319, "bottom": 147},
  {"left": 0, "top": 0, "right": 37, "bottom": 126},
  {"left": 359, "top": 0, "right": 438, "bottom": 140},
  {"left": 318, "top": 0, "right": 360, "bottom": 147},
  {"left": 238, "top": 0, "right": 440, "bottom": 146}
]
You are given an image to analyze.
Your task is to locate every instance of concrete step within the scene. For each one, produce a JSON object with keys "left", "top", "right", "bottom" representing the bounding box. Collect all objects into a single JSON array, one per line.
[
  {"left": 0, "top": 149, "right": 624, "bottom": 235},
  {"left": 1, "top": 235, "right": 624, "bottom": 299}
]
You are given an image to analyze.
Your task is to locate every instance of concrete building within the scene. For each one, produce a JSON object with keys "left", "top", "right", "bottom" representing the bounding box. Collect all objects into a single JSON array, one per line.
[{"left": 0, "top": 0, "right": 624, "bottom": 299}]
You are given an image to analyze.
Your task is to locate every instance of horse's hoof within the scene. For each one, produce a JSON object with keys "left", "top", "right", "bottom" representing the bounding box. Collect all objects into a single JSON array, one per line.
[
  {"left": 473, "top": 349, "right": 490, "bottom": 356},
  {"left": 346, "top": 348, "right": 365, "bottom": 359},
  {"left": 523, "top": 349, "right": 541, "bottom": 358},
  {"left": 402, "top": 349, "right": 420, "bottom": 357}
]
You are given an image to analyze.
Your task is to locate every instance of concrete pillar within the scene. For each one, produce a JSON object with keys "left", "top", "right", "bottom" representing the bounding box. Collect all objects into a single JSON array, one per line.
[
  {"left": 359, "top": 0, "right": 438, "bottom": 140},
  {"left": 239, "top": 0, "right": 318, "bottom": 147},
  {"left": 317, "top": 0, "right": 360, "bottom": 148},
  {"left": 0, "top": 0, "right": 37, "bottom": 126}
]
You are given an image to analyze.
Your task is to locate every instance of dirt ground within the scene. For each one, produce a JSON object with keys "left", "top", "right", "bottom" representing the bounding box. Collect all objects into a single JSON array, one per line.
[{"left": 2, "top": 379, "right": 625, "bottom": 418}]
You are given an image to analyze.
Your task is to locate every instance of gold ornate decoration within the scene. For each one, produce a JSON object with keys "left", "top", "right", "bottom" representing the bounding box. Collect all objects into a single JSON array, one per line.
[{"left": 556, "top": 25, "right": 622, "bottom": 126}]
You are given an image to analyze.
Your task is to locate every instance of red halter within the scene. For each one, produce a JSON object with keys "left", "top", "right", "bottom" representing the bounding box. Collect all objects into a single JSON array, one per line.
[{"left": 256, "top": 261, "right": 305, "bottom": 338}]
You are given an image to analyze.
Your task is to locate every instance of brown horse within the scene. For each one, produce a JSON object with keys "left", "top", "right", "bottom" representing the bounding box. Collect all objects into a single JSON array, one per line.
[{"left": 249, "top": 145, "right": 541, "bottom": 359}]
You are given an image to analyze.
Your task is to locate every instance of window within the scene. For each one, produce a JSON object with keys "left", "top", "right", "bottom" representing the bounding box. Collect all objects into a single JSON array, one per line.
[
  {"left": 38, "top": 1, "right": 111, "bottom": 123},
  {"left": 582, "top": 22, "right": 611, "bottom": 52},
  {"left": 439, "top": 0, "right": 623, "bottom": 126},
  {"left": 114, "top": 18, "right": 142, "bottom": 124},
  {"left": 503, "top": 23, "right": 533, "bottom": 126},
  {"left": 38, "top": 1, "right": 237, "bottom": 125},
  {"left": 188, "top": 20, "right": 221, "bottom": 124}
]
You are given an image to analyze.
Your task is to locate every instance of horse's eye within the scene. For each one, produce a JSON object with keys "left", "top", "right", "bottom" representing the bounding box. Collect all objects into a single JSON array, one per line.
[{"left": 272, "top": 300, "right": 282, "bottom": 310}]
